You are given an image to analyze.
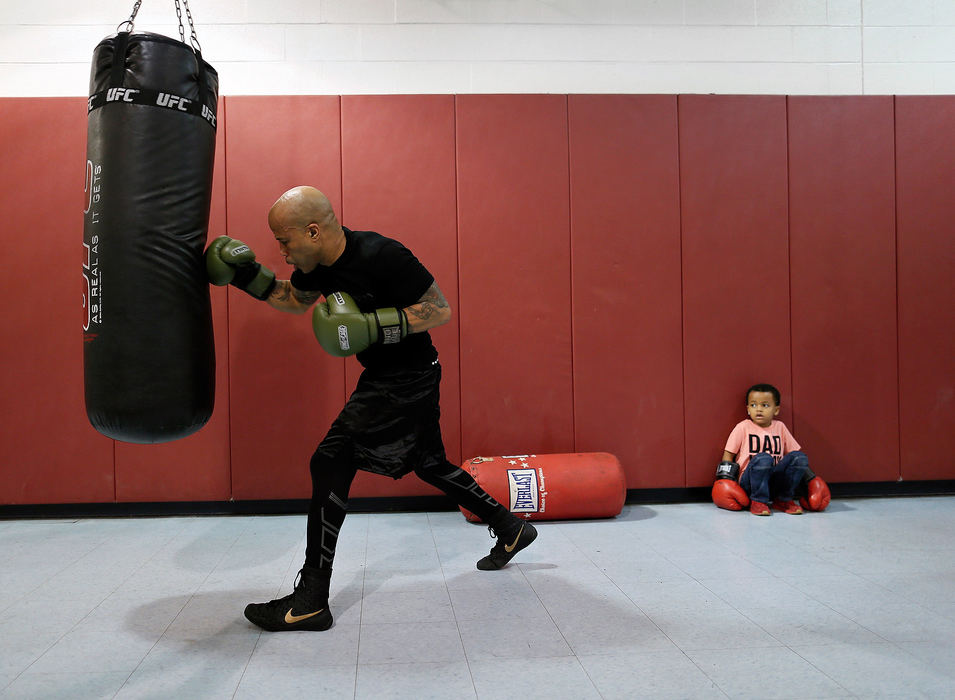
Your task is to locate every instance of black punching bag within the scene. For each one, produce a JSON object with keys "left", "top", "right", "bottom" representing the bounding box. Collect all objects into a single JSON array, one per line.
[{"left": 83, "top": 29, "right": 218, "bottom": 443}]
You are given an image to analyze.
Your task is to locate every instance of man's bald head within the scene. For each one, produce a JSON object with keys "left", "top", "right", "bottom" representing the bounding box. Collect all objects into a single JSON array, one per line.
[
  {"left": 268, "top": 186, "right": 346, "bottom": 271},
  {"left": 268, "top": 186, "right": 339, "bottom": 232}
]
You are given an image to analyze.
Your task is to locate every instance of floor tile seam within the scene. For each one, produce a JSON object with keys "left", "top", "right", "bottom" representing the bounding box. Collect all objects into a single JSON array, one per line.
[
  {"left": 673, "top": 647, "right": 740, "bottom": 700},
  {"left": 353, "top": 509, "right": 372, "bottom": 697},
  {"left": 3, "top": 595, "right": 123, "bottom": 688},
  {"left": 427, "top": 512, "right": 479, "bottom": 698},
  {"left": 705, "top": 582, "right": 899, "bottom": 655},
  {"left": 785, "top": 570, "right": 922, "bottom": 625},
  {"left": 110, "top": 595, "right": 199, "bottom": 697},
  {"left": 605, "top": 570, "right": 697, "bottom": 650},
  {"left": 0, "top": 530, "right": 111, "bottom": 617},
  {"left": 92, "top": 528, "right": 207, "bottom": 618},
  {"left": 785, "top": 642, "right": 887, "bottom": 696},
  {"left": 851, "top": 570, "right": 954, "bottom": 608},
  {"left": 687, "top": 645, "right": 856, "bottom": 699},
  {"left": 231, "top": 630, "right": 266, "bottom": 700},
  {"left": 548, "top": 650, "right": 613, "bottom": 700},
  {"left": 694, "top": 571, "right": 820, "bottom": 613}
]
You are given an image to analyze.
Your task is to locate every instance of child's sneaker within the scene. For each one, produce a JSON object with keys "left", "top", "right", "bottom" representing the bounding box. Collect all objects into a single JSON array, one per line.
[
  {"left": 772, "top": 499, "right": 803, "bottom": 515},
  {"left": 749, "top": 501, "right": 771, "bottom": 516}
]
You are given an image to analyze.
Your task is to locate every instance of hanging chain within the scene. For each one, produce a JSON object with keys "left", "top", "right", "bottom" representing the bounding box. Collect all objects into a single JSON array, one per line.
[
  {"left": 116, "top": 0, "right": 202, "bottom": 52},
  {"left": 174, "top": 0, "right": 202, "bottom": 52},
  {"left": 117, "top": 0, "right": 143, "bottom": 32}
]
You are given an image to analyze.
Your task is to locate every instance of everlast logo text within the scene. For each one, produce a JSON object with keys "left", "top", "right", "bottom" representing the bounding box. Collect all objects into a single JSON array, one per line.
[{"left": 507, "top": 468, "right": 539, "bottom": 513}]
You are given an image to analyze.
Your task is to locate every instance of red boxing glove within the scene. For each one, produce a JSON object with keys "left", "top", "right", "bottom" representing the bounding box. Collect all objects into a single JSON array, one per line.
[
  {"left": 800, "top": 475, "right": 831, "bottom": 512},
  {"left": 712, "top": 479, "right": 750, "bottom": 511}
]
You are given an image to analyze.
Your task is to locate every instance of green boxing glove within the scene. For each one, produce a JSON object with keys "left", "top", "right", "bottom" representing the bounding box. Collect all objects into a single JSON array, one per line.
[
  {"left": 311, "top": 291, "right": 408, "bottom": 357},
  {"left": 203, "top": 235, "right": 276, "bottom": 301}
]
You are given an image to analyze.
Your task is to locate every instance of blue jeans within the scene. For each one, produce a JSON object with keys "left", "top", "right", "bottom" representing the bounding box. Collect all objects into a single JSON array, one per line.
[{"left": 740, "top": 451, "right": 809, "bottom": 505}]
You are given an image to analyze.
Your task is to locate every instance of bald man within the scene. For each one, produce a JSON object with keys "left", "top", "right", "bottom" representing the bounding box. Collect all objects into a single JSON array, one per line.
[{"left": 205, "top": 186, "right": 536, "bottom": 632}]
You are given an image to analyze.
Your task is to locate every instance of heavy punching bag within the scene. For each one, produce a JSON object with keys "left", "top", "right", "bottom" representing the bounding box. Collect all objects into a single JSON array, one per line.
[{"left": 83, "top": 2, "right": 218, "bottom": 443}]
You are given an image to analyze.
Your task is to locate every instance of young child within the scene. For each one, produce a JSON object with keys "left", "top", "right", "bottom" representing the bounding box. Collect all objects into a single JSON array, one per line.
[{"left": 721, "top": 383, "right": 810, "bottom": 516}]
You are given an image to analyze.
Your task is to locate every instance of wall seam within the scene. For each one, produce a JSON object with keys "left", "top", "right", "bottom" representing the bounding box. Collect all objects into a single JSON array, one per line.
[
  {"left": 566, "top": 94, "right": 576, "bottom": 453},
  {"left": 676, "top": 95, "right": 688, "bottom": 488},
  {"left": 893, "top": 95, "right": 903, "bottom": 481},
  {"left": 453, "top": 94, "right": 464, "bottom": 462},
  {"left": 338, "top": 96, "right": 348, "bottom": 405},
  {"left": 222, "top": 97, "right": 233, "bottom": 502},
  {"left": 785, "top": 95, "right": 795, "bottom": 440},
  {"left": 453, "top": 94, "right": 463, "bottom": 463}
]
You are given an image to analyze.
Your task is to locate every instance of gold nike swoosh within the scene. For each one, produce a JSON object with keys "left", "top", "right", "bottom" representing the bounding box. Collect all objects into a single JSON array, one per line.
[
  {"left": 504, "top": 524, "right": 524, "bottom": 553},
  {"left": 285, "top": 608, "right": 325, "bottom": 624}
]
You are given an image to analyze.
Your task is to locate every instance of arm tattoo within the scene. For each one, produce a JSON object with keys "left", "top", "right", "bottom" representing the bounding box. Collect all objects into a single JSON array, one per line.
[
  {"left": 292, "top": 287, "right": 322, "bottom": 307},
  {"left": 270, "top": 280, "right": 321, "bottom": 308},
  {"left": 406, "top": 283, "right": 449, "bottom": 322},
  {"left": 271, "top": 280, "right": 294, "bottom": 302}
]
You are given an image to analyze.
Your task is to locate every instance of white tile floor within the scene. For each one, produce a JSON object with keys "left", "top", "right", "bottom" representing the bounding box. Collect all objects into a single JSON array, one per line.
[{"left": 1, "top": 496, "right": 954, "bottom": 699}]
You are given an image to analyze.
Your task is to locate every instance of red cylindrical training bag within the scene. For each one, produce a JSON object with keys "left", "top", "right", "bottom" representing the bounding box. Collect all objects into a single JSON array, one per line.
[{"left": 459, "top": 452, "right": 627, "bottom": 522}]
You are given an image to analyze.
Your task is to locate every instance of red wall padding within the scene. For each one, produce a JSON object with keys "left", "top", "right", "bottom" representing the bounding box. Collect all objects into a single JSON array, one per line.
[
  {"left": 224, "top": 96, "right": 347, "bottom": 500},
  {"left": 455, "top": 95, "right": 575, "bottom": 459},
  {"left": 895, "top": 97, "right": 955, "bottom": 480},
  {"left": 568, "top": 95, "right": 684, "bottom": 489},
  {"left": 3, "top": 93, "right": 955, "bottom": 507},
  {"left": 0, "top": 98, "right": 114, "bottom": 504},
  {"left": 788, "top": 97, "right": 899, "bottom": 482},
  {"left": 679, "top": 96, "right": 792, "bottom": 486}
]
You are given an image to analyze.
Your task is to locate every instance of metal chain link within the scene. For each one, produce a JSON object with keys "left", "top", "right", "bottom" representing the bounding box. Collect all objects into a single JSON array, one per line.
[
  {"left": 116, "top": 0, "right": 202, "bottom": 52},
  {"left": 117, "top": 0, "right": 143, "bottom": 33},
  {"left": 174, "top": 0, "right": 202, "bottom": 52}
]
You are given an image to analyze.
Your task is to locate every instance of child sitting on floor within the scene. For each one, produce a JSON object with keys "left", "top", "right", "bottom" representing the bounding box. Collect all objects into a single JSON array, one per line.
[{"left": 718, "top": 383, "right": 810, "bottom": 516}]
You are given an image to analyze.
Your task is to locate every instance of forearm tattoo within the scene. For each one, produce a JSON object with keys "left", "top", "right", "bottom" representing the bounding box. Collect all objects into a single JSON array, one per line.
[
  {"left": 407, "top": 283, "right": 449, "bottom": 323},
  {"left": 271, "top": 280, "right": 294, "bottom": 303},
  {"left": 293, "top": 288, "right": 322, "bottom": 307},
  {"left": 270, "top": 280, "right": 321, "bottom": 308}
]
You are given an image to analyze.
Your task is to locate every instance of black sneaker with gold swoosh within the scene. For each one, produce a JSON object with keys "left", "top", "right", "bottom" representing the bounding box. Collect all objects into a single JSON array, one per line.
[
  {"left": 476, "top": 521, "right": 538, "bottom": 570},
  {"left": 244, "top": 566, "right": 334, "bottom": 632}
]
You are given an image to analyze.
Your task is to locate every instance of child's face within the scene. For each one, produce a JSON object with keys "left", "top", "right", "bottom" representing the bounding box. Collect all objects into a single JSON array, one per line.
[{"left": 746, "top": 391, "right": 780, "bottom": 428}]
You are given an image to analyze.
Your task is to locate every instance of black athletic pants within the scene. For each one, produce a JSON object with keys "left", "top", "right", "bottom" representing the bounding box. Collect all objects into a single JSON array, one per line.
[{"left": 303, "top": 363, "right": 511, "bottom": 569}]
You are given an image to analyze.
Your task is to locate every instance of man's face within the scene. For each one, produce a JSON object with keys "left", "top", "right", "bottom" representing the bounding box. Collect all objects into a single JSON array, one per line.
[
  {"left": 273, "top": 223, "right": 319, "bottom": 273},
  {"left": 746, "top": 391, "right": 780, "bottom": 428}
]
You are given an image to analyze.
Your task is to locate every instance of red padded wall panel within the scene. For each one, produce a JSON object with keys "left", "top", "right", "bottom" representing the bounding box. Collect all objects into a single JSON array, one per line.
[
  {"left": 679, "top": 95, "right": 791, "bottom": 487},
  {"left": 895, "top": 97, "right": 955, "bottom": 480},
  {"left": 788, "top": 97, "right": 898, "bottom": 482},
  {"left": 456, "top": 95, "right": 574, "bottom": 459},
  {"left": 115, "top": 99, "right": 231, "bottom": 502},
  {"left": 569, "top": 95, "right": 684, "bottom": 489},
  {"left": 341, "top": 95, "right": 459, "bottom": 498},
  {"left": 225, "top": 96, "right": 346, "bottom": 500},
  {"left": 0, "top": 98, "right": 114, "bottom": 504}
]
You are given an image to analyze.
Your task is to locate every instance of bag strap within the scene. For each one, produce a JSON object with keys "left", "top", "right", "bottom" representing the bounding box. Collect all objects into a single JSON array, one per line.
[{"left": 112, "top": 0, "right": 212, "bottom": 110}]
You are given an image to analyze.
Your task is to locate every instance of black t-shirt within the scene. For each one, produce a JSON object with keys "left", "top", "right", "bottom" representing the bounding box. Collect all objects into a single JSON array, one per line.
[{"left": 291, "top": 227, "right": 437, "bottom": 370}]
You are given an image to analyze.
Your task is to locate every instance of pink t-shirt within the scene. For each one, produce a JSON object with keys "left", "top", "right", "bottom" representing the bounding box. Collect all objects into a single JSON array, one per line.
[{"left": 724, "top": 419, "right": 801, "bottom": 473}]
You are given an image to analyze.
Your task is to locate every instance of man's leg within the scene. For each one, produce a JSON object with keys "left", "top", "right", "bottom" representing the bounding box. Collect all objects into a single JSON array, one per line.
[
  {"left": 244, "top": 437, "right": 357, "bottom": 632},
  {"left": 414, "top": 460, "right": 537, "bottom": 570}
]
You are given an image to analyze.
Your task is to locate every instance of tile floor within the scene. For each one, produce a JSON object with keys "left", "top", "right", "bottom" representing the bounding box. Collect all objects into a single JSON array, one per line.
[{"left": 1, "top": 496, "right": 954, "bottom": 699}]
